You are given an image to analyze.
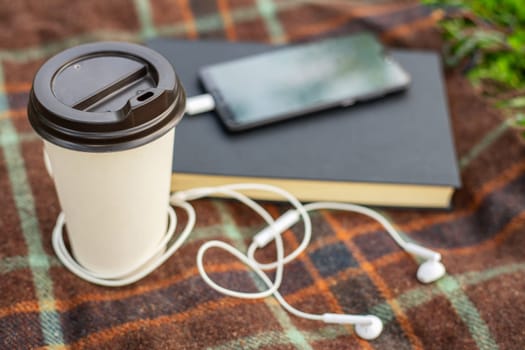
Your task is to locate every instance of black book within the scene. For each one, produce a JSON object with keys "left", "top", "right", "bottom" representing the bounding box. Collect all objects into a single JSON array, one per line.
[{"left": 147, "top": 38, "right": 461, "bottom": 208}]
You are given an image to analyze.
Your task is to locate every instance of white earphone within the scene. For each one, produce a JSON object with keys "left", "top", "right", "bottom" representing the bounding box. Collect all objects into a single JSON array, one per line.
[{"left": 52, "top": 183, "right": 445, "bottom": 341}]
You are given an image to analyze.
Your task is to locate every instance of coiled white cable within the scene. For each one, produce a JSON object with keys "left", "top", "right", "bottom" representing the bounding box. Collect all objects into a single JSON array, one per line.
[
  {"left": 52, "top": 183, "right": 445, "bottom": 340},
  {"left": 178, "top": 185, "right": 288, "bottom": 299},
  {"left": 182, "top": 184, "right": 382, "bottom": 335},
  {"left": 52, "top": 201, "right": 196, "bottom": 287}
]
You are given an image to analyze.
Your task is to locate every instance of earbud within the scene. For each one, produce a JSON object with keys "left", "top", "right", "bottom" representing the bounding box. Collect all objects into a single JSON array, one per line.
[
  {"left": 404, "top": 242, "right": 446, "bottom": 284},
  {"left": 416, "top": 260, "right": 446, "bottom": 284},
  {"left": 322, "top": 314, "right": 383, "bottom": 340},
  {"left": 354, "top": 316, "right": 384, "bottom": 340}
]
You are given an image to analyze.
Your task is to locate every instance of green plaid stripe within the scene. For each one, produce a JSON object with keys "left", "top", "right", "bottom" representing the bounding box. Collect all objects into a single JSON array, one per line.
[
  {"left": 134, "top": 0, "right": 158, "bottom": 38},
  {"left": 380, "top": 210, "right": 499, "bottom": 350},
  {"left": 1, "top": 1, "right": 524, "bottom": 349},
  {"left": 214, "top": 201, "right": 313, "bottom": 349},
  {"left": 209, "top": 261, "right": 525, "bottom": 350},
  {"left": 436, "top": 277, "right": 498, "bottom": 350},
  {"left": 0, "top": 68, "right": 64, "bottom": 346},
  {"left": 0, "top": 1, "right": 302, "bottom": 63},
  {"left": 459, "top": 119, "right": 510, "bottom": 170},
  {"left": 256, "top": 0, "right": 287, "bottom": 44}
]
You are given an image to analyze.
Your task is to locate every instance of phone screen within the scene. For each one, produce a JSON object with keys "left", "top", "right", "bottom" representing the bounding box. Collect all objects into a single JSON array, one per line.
[{"left": 199, "top": 33, "right": 410, "bottom": 131}]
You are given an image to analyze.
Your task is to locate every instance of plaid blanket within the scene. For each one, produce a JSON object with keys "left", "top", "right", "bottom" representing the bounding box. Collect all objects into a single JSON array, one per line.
[{"left": 1, "top": 1, "right": 524, "bottom": 349}]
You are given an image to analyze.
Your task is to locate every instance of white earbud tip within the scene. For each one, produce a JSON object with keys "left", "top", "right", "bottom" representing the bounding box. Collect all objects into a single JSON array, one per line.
[
  {"left": 354, "top": 316, "right": 383, "bottom": 340},
  {"left": 417, "top": 260, "right": 446, "bottom": 284}
]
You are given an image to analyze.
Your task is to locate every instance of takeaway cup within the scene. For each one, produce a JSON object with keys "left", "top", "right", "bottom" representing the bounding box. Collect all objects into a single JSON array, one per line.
[{"left": 28, "top": 42, "right": 186, "bottom": 277}]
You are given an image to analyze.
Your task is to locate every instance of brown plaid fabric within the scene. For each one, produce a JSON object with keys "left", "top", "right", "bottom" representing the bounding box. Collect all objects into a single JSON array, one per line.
[{"left": 0, "top": 1, "right": 524, "bottom": 349}]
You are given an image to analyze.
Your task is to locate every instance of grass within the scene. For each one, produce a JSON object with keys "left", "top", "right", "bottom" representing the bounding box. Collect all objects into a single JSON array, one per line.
[{"left": 424, "top": 0, "right": 525, "bottom": 138}]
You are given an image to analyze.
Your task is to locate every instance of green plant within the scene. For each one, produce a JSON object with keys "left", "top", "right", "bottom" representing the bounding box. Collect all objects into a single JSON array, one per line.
[{"left": 424, "top": 0, "right": 525, "bottom": 139}]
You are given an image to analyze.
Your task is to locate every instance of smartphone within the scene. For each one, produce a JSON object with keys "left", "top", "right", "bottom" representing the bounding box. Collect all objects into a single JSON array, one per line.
[{"left": 199, "top": 32, "right": 411, "bottom": 132}]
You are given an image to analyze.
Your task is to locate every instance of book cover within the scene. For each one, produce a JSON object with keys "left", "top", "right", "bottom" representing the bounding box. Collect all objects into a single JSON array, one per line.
[{"left": 147, "top": 38, "right": 461, "bottom": 208}]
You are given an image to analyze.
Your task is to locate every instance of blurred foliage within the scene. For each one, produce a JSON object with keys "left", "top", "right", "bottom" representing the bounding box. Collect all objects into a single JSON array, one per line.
[{"left": 424, "top": 0, "right": 525, "bottom": 139}]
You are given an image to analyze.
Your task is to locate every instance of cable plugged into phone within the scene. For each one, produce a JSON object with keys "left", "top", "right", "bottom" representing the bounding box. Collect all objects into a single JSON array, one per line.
[{"left": 185, "top": 94, "right": 216, "bottom": 115}]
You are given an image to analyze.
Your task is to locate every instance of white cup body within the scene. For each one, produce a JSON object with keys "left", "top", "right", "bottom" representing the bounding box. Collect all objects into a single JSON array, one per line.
[{"left": 44, "top": 129, "right": 175, "bottom": 276}]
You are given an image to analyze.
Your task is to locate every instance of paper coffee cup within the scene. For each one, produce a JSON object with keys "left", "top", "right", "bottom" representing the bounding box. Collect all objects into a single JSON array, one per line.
[{"left": 28, "top": 42, "right": 186, "bottom": 277}]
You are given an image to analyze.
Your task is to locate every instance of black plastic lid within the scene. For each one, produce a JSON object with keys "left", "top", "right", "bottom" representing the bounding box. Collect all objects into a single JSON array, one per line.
[{"left": 28, "top": 41, "right": 186, "bottom": 152}]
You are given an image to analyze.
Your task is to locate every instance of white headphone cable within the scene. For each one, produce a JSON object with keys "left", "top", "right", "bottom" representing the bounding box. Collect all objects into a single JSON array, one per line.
[
  {"left": 181, "top": 184, "right": 382, "bottom": 339},
  {"left": 51, "top": 183, "right": 446, "bottom": 340},
  {"left": 175, "top": 185, "right": 286, "bottom": 299},
  {"left": 248, "top": 201, "right": 446, "bottom": 284},
  {"left": 52, "top": 200, "right": 196, "bottom": 287}
]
